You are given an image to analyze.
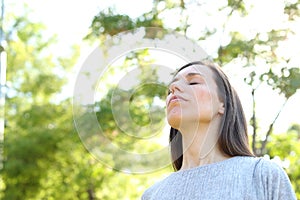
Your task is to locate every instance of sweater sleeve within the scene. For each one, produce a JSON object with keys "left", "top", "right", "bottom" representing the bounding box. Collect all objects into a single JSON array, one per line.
[
  {"left": 140, "top": 179, "right": 163, "bottom": 200},
  {"left": 256, "top": 158, "right": 297, "bottom": 200},
  {"left": 141, "top": 187, "right": 152, "bottom": 200}
]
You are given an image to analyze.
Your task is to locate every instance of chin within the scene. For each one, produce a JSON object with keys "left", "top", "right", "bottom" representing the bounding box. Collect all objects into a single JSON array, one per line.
[{"left": 167, "top": 114, "right": 182, "bottom": 130}]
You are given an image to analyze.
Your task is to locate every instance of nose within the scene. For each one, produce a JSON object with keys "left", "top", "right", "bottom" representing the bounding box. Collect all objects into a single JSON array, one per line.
[{"left": 169, "top": 81, "right": 183, "bottom": 94}]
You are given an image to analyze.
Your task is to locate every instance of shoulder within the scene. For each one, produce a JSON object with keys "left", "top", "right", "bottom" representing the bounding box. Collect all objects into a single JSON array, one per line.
[
  {"left": 226, "top": 156, "right": 288, "bottom": 177},
  {"left": 141, "top": 178, "right": 166, "bottom": 200},
  {"left": 219, "top": 156, "right": 265, "bottom": 172},
  {"left": 214, "top": 156, "right": 296, "bottom": 199},
  {"left": 252, "top": 157, "right": 297, "bottom": 200},
  {"left": 253, "top": 157, "right": 290, "bottom": 182},
  {"left": 141, "top": 170, "right": 187, "bottom": 200}
]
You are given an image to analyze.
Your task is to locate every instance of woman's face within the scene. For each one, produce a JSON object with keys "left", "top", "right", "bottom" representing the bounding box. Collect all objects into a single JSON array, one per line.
[{"left": 166, "top": 65, "right": 224, "bottom": 130}]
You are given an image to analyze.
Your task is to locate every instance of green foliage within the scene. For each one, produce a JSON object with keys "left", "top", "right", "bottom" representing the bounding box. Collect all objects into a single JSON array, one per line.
[
  {"left": 266, "top": 126, "right": 300, "bottom": 198},
  {"left": 261, "top": 67, "right": 300, "bottom": 98},
  {"left": 222, "top": 0, "right": 247, "bottom": 17},
  {"left": 1, "top": 10, "right": 171, "bottom": 199},
  {"left": 284, "top": 0, "right": 300, "bottom": 20},
  {"left": 213, "top": 2, "right": 300, "bottom": 157},
  {"left": 218, "top": 32, "right": 257, "bottom": 64},
  {"left": 87, "top": 8, "right": 135, "bottom": 38},
  {"left": 85, "top": 8, "right": 163, "bottom": 41},
  {"left": 96, "top": 85, "right": 166, "bottom": 148},
  {"left": 3, "top": 102, "right": 70, "bottom": 199},
  {"left": 2, "top": 0, "right": 300, "bottom": 199}
]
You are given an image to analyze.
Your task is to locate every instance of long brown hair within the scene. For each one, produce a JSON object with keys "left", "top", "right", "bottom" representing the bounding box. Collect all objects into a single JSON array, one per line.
[{"left": 169, "top": 61, "right": 254, "bottom": 171}]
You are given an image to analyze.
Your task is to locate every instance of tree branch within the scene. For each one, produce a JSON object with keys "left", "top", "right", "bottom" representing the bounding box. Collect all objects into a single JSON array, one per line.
[
  {"left": 251, "top": 89, "right": 257, "bottom": 155},
  {"left": 260, "top": 99, "right": 289, "bottom": 155}
]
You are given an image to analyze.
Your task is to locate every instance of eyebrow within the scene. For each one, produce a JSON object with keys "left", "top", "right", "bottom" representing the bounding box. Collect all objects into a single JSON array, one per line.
[{"left": 169, "top": 72, "right": 204, "bottom": 84}]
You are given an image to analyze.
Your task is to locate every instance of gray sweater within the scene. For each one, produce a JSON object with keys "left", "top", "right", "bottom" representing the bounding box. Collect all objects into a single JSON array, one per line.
[{"left": 141, "top": 156, "right": 297, "bottom": 200}]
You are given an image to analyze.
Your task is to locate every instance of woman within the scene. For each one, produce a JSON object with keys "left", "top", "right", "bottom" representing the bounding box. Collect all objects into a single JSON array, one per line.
[{"left": 142, "top": 61, "right": 296, "bottom": 200}]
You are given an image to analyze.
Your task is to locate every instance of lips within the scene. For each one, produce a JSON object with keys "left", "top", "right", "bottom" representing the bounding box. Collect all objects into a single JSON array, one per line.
[{"left": 167, "top": 95, "right": 187, "bottom": 106}]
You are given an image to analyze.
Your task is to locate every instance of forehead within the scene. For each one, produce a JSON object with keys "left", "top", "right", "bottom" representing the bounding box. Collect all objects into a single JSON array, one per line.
[{"left": 175, "top": 65, "right": 213, "bottom": 79}]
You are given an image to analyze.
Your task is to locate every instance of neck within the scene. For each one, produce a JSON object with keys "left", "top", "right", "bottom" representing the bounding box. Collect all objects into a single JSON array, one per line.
[{"left": 178, "top": 118, "right": 230, "bottom": 170}]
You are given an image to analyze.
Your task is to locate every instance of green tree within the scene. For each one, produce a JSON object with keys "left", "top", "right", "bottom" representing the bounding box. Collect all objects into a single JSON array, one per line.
[
  {"left": 1, "top": 6, "right": 169, "bottom": 199},
  {"left": 0, "top": 8, "right": 83, "bottom": 199},
  {"left": 266, "top": 124, "right": 300, "bottom": 199},
  {"left": 2, "top": 0, "right": 299, "bottom": 199}
]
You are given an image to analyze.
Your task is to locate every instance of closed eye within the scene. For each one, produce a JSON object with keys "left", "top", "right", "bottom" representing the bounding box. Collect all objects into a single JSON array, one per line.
[{"left": 189, "top": 82, "right": 200, "bottom": 85}]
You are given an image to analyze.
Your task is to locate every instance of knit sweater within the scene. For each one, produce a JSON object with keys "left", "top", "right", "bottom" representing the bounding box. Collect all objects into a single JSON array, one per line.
[{"left": 141, "top": 156, "right": 296, "bottom": 200}]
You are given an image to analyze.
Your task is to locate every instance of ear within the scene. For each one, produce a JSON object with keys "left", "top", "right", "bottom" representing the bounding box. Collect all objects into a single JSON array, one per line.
[{"left": 218, "top": 102, "right": 225, "bottom": 115}]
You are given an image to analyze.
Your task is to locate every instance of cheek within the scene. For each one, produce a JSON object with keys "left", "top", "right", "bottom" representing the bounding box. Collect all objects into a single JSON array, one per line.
[
  {"left": 192, "top": 87, "right": 215, "bottom": 119},
  {"left": 194, "top": 88, "right": 212, "bottom": 107}
]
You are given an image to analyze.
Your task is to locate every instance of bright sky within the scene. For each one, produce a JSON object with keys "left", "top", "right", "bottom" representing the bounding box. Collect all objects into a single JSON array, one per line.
[{"left": 7, "top": 0, "right": 300, "bottom": 135}]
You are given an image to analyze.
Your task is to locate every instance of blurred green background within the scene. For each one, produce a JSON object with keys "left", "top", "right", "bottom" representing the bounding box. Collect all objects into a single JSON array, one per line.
[{"left": 0, "top": 0, "right": 300, "bottom": 199}]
